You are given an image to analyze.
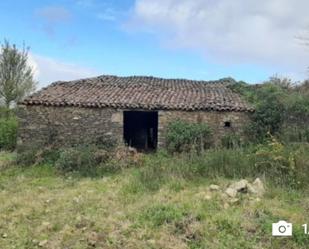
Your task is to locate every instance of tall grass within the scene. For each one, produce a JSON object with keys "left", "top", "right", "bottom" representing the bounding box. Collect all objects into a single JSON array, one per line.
[{"left": 132, "top": 141, "right": 309, "bottom": 191}]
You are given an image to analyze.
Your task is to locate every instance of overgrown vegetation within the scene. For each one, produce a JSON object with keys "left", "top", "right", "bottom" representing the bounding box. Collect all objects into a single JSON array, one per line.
[
  {"left": 0, "top": 116, "right": 17, "bottom": 150},
  {"left": 55, "top": 146, "right": 107, "bottom": 176},
  {"left": 166, "top": 120, "right": 212, "bottom": 153},
  {"left": 130, "top": 140, "right": 309, "bottom": 192},
  {"left": 16, "top": 143, "right": 142, "bottom": 177},
  {"left": 230, "top": 77, "right": 309, "bottom": 143},
  {"left": 0, "top": 152, "right": 309, "bottom": 249},
  {"left": 0, "top": 108, "right": 17, "bottom": 151}
]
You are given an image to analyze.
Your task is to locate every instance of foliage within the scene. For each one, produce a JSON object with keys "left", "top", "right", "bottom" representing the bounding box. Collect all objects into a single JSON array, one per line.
[
  {"left": 0, "top": 40, "right": 36, "bottom": 107},
  {"left": 166, "top": 120, "right": 212, "bottom": 153},
  {"left": 0, "top": 116, "right": 17, "bottom": 150},
  {"left": 55, "top": 145, "right": 110, "bottom": 176},
  {"left": 16, "top": 145, "right": 41, "bottom": 166},
  {"left": 230, "top": 77, "right": 309, "bottom": 143},
  {"left": 129, "top": 141, "right": 309, "bottom": 191},
  {"left": 0, "top": 106, "right": 15, "bottom": 118},
  {"left": 220, "top": 133, "right": 243, "bottom": 149},
  {"left": 94, "top": 135, "right": 118, "bottom": 151},
  {"left": 247, "top": 84, "right": 286, "bottom": 142},
  {"left": 254, "top": 136, "right": 309, "bottom": 188}
]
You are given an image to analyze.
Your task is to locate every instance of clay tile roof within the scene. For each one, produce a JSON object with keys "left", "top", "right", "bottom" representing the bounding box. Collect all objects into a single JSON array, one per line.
[{"left": 21, "top": 75, "right": 254, "bottom": 112}]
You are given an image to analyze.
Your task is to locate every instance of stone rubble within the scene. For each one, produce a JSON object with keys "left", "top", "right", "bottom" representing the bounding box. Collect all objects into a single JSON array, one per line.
[
  {"left": 226, "top": 178, "right": 265, "bottom": 197},
  {"left": 225, "top": 188, "right": 238, "bottom": 198},
  {"left": 204, "top": 178, "right": 265, "bottom": 202},
  {"left": 209, "top": 184, "right": 220, "bottom": 191}
]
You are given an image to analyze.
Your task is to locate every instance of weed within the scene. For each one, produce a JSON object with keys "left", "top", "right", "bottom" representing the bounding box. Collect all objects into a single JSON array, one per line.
[{"left": 138, "top": 204, "right": 187, "bottom": 227}]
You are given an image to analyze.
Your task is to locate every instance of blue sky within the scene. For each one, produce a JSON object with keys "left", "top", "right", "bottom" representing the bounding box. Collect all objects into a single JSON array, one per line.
[{"left": 1, "top": 0, "right": 308, "bottom": 87}]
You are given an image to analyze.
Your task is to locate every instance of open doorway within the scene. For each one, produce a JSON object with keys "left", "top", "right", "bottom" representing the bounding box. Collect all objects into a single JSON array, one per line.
[{"left": 123, "top": 111, "right": 158, "bottom": 151}]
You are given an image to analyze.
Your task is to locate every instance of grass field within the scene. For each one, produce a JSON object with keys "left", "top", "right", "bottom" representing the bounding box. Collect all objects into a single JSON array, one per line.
[{"left": 0, "top": 152, "right": 309, "bottom": 249}]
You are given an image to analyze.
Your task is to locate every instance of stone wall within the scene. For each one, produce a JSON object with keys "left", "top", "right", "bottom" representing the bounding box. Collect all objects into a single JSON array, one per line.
[
  {"left": 17, "top": 105, "right": 251, "bottom": 149},
  {"left": 17, "top": 105, "right": 123, "bottom": 148},
  {"left": 157, "top": 111, "right": 251, "bottom": 147}
]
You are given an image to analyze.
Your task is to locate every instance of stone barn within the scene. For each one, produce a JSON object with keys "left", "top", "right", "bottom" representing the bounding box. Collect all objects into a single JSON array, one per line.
[{"left": 17, "top": 75, "right": 254, "bottom": 150}]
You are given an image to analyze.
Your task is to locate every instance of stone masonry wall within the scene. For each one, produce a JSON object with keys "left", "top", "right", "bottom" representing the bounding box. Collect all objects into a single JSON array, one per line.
[
  {"left": 157, "top": 111, "right": 251, "bottom": 148},
  {"left": 17, "top": 105, "right": 123, "bottom": 148},
  {"left": 17, "top": 105, "right": 251, "bottom": 149}
]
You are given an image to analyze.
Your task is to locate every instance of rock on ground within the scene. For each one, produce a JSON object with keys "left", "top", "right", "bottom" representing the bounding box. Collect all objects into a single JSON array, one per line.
[
  {"left": 209, "top": 184, "right": 220, "bottom": 191},
  {"left": 38, "top": 240, "right": 48, "bottom": 247},
  {"left": 229, "top": 180, "right": 249, "bottom": 192},
  {"left": 225, "top": 188, "right": 238, "bottom": 198},
  {"left": 225, "top": 178, "right": 265, "bottom": 198},
  {"left": 248, "top": 178, "right": 265, "bottom": 196}
]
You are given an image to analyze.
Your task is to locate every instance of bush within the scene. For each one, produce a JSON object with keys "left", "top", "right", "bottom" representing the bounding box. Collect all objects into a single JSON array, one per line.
[
  {"left": 0, "top": 116, "right": 18, "bottom": 150},
  {"left": 55, "top": 145, "right": 110, "bottom": 176},
  {"left": 16, "top": 145, "right": 60, "bottom": 167},
  {"left": 166, "top": 120, "right": 212, "bottom": 153},
  {"left": 231, "top": 79, "right": 309, "bottom": 143},
  {"left": 94, "top": 136, "right": 118, "bottom": 151},
  {"left": 16, "top": 146, "right": 38, "bottom": 166},
  {"left": 246, "top": 84, "right": 286, "bottom": 142},
  {"left": 220, "top": 133, "right": 243, "bottom": 149},
  {"left": 279, "top": 126, "right": 309, "bottom": 143},
  {"left": 254, "top": 137, "right": 309, "bottom": 188},
  {"left": 16, "top": 144, "right": 139, "bottom": 176}
]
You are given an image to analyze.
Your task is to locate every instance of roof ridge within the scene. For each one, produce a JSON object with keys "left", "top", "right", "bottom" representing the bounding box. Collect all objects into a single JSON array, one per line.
[{"left": 50, "top": 74, "right": 235, "bottom": 86}]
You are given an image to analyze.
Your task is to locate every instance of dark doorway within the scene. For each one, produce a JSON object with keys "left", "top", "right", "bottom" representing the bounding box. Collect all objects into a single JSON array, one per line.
[{"left": 123, "top": 111, "right": 158, "bottom": 151}]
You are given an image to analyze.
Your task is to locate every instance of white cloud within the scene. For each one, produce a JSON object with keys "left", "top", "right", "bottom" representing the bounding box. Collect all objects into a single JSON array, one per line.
[
  {"left": 27, "top": 54, "right": 40, "bottom": 80},
  {"left": 28, "top": 54, "right": 98, "bottom": 88},
  {"left": 130, "top": 0, "right": 309, "bottom": 79}
]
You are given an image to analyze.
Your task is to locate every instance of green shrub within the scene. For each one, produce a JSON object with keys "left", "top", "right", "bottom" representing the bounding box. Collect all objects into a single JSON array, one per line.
[
  {"left": 35, "top": 146, "right": 61, "bottom": 165},
  {"left": 55, "top": 145, "right": 110, "bottom": 176},
  {"left": 231, "top": 79, "right": 309, "bottom": 143},
  {"left": 16, "top": 146, "right": 38, "bottom": 166},
  {"left": 246, "top": 84, "right": 286, "bottom": 142},
  {"left": 166, "top": 120, "right": 212, "bottom": 153},
  {"left": 16, "top": 145, "right": 59, "bottom": 167},
  {"left": 279, "top": 126, "right": 309, "bottom": 143},
  {"left": 220, "top": 133, "right": 243, "bottom": 149},
  {"left": 254, "top": 137, "right": 309, "bottom": 188},
  {"left": 16, "top": 144, "right": 123, "bottom": 176},
  {"left": 0, "top": 117, "right": 17, "bottom": 150}
]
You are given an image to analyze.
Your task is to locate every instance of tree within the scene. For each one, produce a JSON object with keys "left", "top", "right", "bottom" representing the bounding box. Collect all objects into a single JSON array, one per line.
[
  {"left": 0, "top": 40, "right": 36, "bottom": 108},
  {"left": 268, "top": 76, "right": 294, "bottom": 90}
]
